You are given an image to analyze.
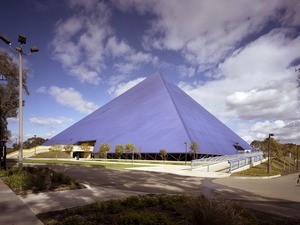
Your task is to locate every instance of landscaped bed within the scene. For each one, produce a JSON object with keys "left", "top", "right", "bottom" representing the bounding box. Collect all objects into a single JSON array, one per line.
[
  {"left": 37, "top": 194, "right": 300, "bottom": 225},
  {"left": 0, "top": 166, "right": 84, "bottom": 195}
]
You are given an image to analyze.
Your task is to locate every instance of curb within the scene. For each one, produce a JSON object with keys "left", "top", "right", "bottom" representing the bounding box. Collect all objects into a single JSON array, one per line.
[{"left": 231, "top": 174, "right": 281, "bottom": 179}]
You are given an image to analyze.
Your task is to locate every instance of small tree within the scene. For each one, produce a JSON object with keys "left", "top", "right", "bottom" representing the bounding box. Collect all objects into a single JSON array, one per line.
[
  {"left": 99, "top": 143, "right": 110, "bottom": 160},
  {"left": 0, "top": 50, "right": 29, "bottom": 142},
  {"left": 49, "top": 143, "right": 62, "bottom": 159},
  {"left": 115, "top": 144, "right": 124, "bottom": 159},
  {"left": 64, "top": 144, "right": 73, "bottom": 156},
  {"left": 125, "top": 143, "right": 135, "bottom": 163},
  {"left": 49, "top": 143, "right": 63, "bottom": 151},
  {"left": 190, "top": 141, "right": 199, "bottom": 159},
  {"left": 80, "top": 143, "right": 91, "bottom": 158},
  {"left": 159, "top": 149, "right": 167, "bottom": 161}
]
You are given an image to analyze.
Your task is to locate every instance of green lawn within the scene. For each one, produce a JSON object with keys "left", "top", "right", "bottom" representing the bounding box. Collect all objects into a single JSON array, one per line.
[{"left": 23, "top": 158, "right": 147, "bottom": 170}]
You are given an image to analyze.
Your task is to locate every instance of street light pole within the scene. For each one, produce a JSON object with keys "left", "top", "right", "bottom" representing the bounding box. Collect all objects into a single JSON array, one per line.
[
  {"left": 0, "top": 34, "right": 39, "bottom": 167},
  {"left": 297, "top": 145, "right": 299, "bottom": 172},
  {"left": 18, "top": 49, "right": 23, "bottom": 165},
  {"left": 267, "top": 133, "right": 274, "bottom": 174}
]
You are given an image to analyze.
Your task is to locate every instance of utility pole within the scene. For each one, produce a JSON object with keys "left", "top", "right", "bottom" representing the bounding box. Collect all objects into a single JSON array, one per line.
[
  {"left": 267, "top": 133, "right": 274, "bottom": 174},
  {"left": 297, "top": 145, "right": 299, "bottom": 172}
]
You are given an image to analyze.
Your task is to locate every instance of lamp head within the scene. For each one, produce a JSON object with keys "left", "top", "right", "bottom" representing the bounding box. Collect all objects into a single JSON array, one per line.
[
  {"left": 15, "top": 47, "right": 22, "bottom": 53},
  {"left": 18, "top": 35, "right": 26, "bottom": 45},
  {"left": 0, "top": 34, "right": 11, "bottom": 45},
  {"left": 269, "top": 133, "right": 274, "bottom": 137},
  {"left": 30, "top": 47, "right": 39, "bottom": 53}
]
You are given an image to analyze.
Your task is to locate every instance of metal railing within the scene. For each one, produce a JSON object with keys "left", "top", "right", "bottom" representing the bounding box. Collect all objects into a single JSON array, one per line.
[
  {"left": 191, "top": 151, "right": 264, "bottom": 172},
  {"left": 228, "top": 152, "right": 263, "bottom": 172}
]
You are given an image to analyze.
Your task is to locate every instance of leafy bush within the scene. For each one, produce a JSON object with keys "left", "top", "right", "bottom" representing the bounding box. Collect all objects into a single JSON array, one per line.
[
  {"left": 61, "top": 215, "right": 95, "bottom": 225},
  {"left": 117, "top": 210, "right": 173, "bottom": 225},
  {"left": 0, "top": 167, "right": 81, "bottom": 194},
  {"left": 189, "top": 195, "right": 258, "bottom": 225}
]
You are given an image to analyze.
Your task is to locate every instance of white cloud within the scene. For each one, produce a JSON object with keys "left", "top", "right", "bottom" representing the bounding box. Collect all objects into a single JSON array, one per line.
[
  {"left": 36, "top": 86, "right": 46, "bottom": 93},
  {"left": 108, "top": 77, "right": 146, "bottom": 97},
  {"left": 177, "top": 65, "right": 196, "bottom": 77},
  {"left": 48, "top": 86, "right": 99, "bottom": 114},
  {"left": 249, "top": 120, "right": 300, "bottom": 144},
  {"left": 113, "top": 0, "right": 300, "bottom": 74},
  {"left": 50, "top": 0, "right": 159, "bottom": 84},
  {"left": 128, "top": 1, "right": 263, "bottom": 58},
  {"left": 112, "top": 46, "right": 159, "bottom": 74},
  {"left": 7, "top": 117, "right": 18, "bottom": 123},
  {"left": 29, "top": 116, "right": 73, "bottom": 126},
  {"left": 107, "top": 74, "right": 127, "bottom": 86},
  {"left": 105, "top": 36, "right": 133, "bottom": 57},
  {"left": 181, "top": 29, "right": 299, "bottom": 116},
  {"left": 225, "top": 86, "right": 297, "bottom": 120},
  {"left": 178, "top": 28, "right": 300, "bottom": 143},
  {"left": 50, "top": 0, "right": 111, "bottom": 85}
]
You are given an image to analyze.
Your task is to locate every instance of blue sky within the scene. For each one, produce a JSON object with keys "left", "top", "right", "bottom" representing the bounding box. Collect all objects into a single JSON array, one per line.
[{"left": 0, "top": 0, "right": 299, "bottom": 145}]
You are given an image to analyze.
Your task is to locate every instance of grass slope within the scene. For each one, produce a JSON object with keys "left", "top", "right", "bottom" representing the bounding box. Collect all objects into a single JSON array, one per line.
[{"left": 235, "top": 157, "right": 297, "bottom": 177}]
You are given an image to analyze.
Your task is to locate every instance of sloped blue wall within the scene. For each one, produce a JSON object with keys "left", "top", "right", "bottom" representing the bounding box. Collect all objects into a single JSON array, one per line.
[{"left": 44, "top": 72, "right": 252, "bottom": 155}]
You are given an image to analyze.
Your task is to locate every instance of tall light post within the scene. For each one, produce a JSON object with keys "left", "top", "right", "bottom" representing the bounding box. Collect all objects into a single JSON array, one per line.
[
  {"left": 267, "top": 133, "right": 274, "bottom": 174},
  {"left": 297, "top": 145, "right": 299, "bottom": 172},
  {"left": 0, "top": 34, "right": 39, "bottom": 167}
]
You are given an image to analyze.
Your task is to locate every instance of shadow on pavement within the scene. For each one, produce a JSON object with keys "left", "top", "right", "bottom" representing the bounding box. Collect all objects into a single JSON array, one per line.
[{"left": 20, "top": 164, "right": 300, "bottom": 223}]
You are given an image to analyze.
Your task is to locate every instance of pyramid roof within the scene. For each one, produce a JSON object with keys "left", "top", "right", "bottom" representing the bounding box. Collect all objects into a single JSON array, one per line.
[{"left": 44, "top": 72, "right": 251, "bottom": 155}]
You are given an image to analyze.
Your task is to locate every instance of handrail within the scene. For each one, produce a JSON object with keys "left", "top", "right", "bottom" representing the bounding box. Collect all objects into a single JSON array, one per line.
[
  {"left": 191, "top": 151, "right": 264, "bottom": 172},
  {"left": 228, "top": 152, "right": 263, "bottom": 172}
]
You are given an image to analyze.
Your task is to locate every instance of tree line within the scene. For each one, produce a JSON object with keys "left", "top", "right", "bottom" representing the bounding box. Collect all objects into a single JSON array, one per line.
[
  {"left": 251, "top": 138, "right": 298, "bottom": 159},
  {"left": 47, "top": 141, "right": 200, "bottom": 160}
]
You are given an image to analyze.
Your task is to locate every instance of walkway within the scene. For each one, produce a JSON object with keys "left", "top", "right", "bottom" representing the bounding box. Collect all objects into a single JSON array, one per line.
[{"left": 0, "top": 177, "right": 43, "bottom": 225}]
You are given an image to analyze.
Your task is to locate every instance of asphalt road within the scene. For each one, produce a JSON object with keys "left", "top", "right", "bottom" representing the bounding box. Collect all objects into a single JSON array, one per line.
[{"left": 46, "top": 164, "right": 300, "bottom": 220}]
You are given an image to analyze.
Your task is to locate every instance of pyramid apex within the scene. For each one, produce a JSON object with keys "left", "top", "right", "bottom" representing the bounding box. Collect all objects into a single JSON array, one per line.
[{"left": 148, "top": 71, "right": 162, "bottom": 77}]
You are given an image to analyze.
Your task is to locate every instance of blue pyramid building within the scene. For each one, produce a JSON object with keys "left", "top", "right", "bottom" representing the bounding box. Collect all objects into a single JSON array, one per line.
[{"left": 44, "top": 72, "right": 251, "bottom": 156}]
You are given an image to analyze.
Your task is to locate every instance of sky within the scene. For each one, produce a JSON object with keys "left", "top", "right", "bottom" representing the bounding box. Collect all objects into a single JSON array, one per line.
[{"left": 0, "top": 0, "right": 299, "bottom": 145}]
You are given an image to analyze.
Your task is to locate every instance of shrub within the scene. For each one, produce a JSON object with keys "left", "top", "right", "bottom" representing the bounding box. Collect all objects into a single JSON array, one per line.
[
  {"left": 121, "top": 195, "right": 141, "bottom": 209},
  {"left": 101, "top": 199, "right": 123, "bottom": 214},
  {"left": 117, "top": 210, "right": 173, "bottom": 225},
  {"left": 0, "top": 167, "right": 80, "bottom": 194},
  {"left": 188, "top": 195, "right": 258, "bottom": 225},
  {"left": 61, "top": 215, "right": 95, "bottom": 225}
]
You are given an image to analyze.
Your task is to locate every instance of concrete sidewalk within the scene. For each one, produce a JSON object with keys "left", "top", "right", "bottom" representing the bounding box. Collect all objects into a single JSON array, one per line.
[
  {"left": 20, "top": 183, "right": 146, "bottom": 214},
  {"left": 0, "top": 177, "right": 146, "bottom": 223},
  {"left": 0, "top": 177, "right": 43, "bottom": 225},
  {"left": 126, "top": 164, "right": 231, "bottom": 178}
]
